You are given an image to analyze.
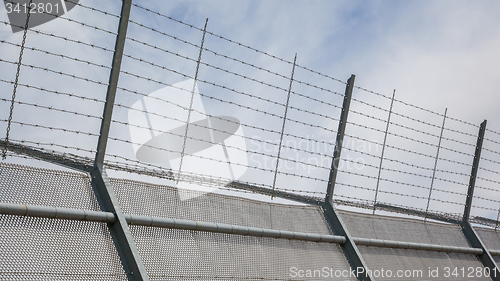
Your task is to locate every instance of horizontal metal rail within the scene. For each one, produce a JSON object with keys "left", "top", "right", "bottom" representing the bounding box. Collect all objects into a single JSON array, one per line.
[
  {"left": 1, "top": 202, "right": 496, "bottom": 256},
  {"left": 0, "top": 202, "right": 115, "bottom": 222},
  {"left": 352, "top": 237, "right": 483, "bottom": 255},
  {"left": 0, "top": 202, "right": 344, "bottom": 243},
  {"left": 124, "top": 213, "right": 345, "bottom": 243}
]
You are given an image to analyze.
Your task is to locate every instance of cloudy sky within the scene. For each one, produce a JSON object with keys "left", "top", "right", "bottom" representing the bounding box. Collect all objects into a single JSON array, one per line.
[{"left": 1, "top": 0, "right": 500, "bottom": 220}]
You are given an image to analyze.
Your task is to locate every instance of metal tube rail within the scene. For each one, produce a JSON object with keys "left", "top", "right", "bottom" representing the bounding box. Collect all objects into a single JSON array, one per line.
[
  {"left": 352, "top": 237, "right": 483, "bottom": 255},
  {"left": 125, "top": 214, "right": 346, "bottom": 244},
  {"left": 0, "top": 202, "right": 115, "bottom": 223},
  {"left": 2, "top": 202, "right": 498, "bottom": 256}
]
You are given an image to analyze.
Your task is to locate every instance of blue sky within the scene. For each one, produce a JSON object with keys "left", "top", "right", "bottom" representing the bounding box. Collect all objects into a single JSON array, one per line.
[{"left": 1, "top": 0, "right": 500, "bottom": 220}]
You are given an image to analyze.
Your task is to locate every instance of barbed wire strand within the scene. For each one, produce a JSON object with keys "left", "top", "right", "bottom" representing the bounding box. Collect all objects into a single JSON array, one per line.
[{"left": 0, "top": 78, "right": 104, "bottom": 104}]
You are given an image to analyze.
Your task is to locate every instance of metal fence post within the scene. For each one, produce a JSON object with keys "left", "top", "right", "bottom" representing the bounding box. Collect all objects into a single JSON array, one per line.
[
  {"left": 322, "top": 201, "right": 374, "bottom": 281},
  {"left": 459, "top": 120, "right": 500, "bottom": 280},
  {"left": 322, "top": 75, "right": 373, "bottom": 281},
  {"left": 272, "top": 54, "right": 297, "bottom": 198},
  {"left": 325, "top": 74, "right": 355, "bottom": 203},
  {"left": 463, "top": 120, "right": 486, "bottom": 222},
  {"left": 92, "top": 0, "right": 150, "bottom": 280}
]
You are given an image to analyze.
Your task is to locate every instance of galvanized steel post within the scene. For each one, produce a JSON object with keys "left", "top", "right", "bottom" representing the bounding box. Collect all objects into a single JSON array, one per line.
[
  {"left": 326, "top": 75, "right": 355, "bottom": 203},
  {"left": 463, "top": 120, "right": 486, "bottom": 221},
  {"left": 459, "top": 120, "right": 500, "bottom": 280},
  {"left": 92, "top": 0, "right": 150, "bottom": 280},
  {"left": 322, "top": 200, "right": 374, "bottom": 281}
]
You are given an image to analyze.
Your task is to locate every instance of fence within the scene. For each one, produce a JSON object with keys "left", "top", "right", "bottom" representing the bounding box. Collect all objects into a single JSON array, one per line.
[{"left": 1, "top": 0, "right": 500, "bottom": 280}]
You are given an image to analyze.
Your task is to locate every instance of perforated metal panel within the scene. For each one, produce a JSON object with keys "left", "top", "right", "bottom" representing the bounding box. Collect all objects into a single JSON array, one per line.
[
  {"left": 0, "top": 163, "right": 99, "bottom": 210},
  {"left": 338, "top": 211, "right": 493, "bottom": 280},
  {"left": 111, "top": 178, "right": 332, "bottom": 234},
  {"left": 0, "top": 215, "right": 127, "bottom": 280},
  {"left": 338, "top": 210, "right": 471, "bottom": 247},
  {"left": 358, "top": 246, "right": 490, "bottom": 281},
  {"left": 0, "top": 163, "right": 127, "bottom": 280},
  {"left": 130, "top": 225, "right": 356, "bottom": 281},
  {"left": 476, "top": 227, "right": 500, "bottom": 250}
]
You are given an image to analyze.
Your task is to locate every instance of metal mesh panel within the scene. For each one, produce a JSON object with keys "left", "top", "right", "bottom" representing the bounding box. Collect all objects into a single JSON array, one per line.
[
  {"left": 0, "top": 214, "right": 127, "bottom": 281},
  {"left": 130, "top": 225, "right": 355, "bottom": 281},
  {"left": 476, "top": 227, "right": 500, "bottom": 250},
  {"left": 358, "top": 246, "right": 491, "bottom": 281},
  {"left": 338, "top": 210, "right": 470, "bottom": 247},
  {"left": 111, "top": 178, "right": 331, "bottom": 234},
  {"left": 0, "top": 162, "right": 99, "bottom": 211}
]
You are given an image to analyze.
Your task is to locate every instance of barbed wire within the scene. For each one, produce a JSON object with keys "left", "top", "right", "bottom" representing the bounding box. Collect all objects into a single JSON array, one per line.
[
  {"left": 339, "top": 156, "right": 469, "bottom": 192},
  {"left": 346, "top": 120, "right": 476, "bottom": 159},
  {"left": 486, "top": 128, "right": 500, "bottom": 138},
  {"left": 350, "top": 95, "right": 478, "bottom": 140},
  {"left": 343, "top": 143, "right": 466, "bottom": 179},
  {"left": 481, "top": 157, "right": 500, "bottom": 166},
  {"left": 477, "top": 167, "right": 500, "bottom": 178},
  {"left": 114, "top": 103, "right": 335, "bottom": 162},
  {"left": 0, "top": 78, "right": 104, "bottom": 104},
  {"left": 2, "top": 0, "right": 500, "bottom": 223},
  {"left": 476, "top": 184, "right": 500, "bottom": 193},
  {"left": 353, "top": 85, "right": 480, "bottom": 129},
  {"left": 0, "top": 20, "right": 114, "bottom": 53},
  {"left": 0, "top": 119, "right": 99, "bottom": 137},
  {"left": 0, "top": 40, "right": 111, "bottom": 70},
  {"left": 120, "top": 47, "right": 342, "bottom": 123},
  {"left": 0, "top": 98, "right": 102, "bottom": 120},
  {"left": 125, "top": 4, "right": 354, "bottom": 110},
  {"left": 66, "top": 0, "right": 120, "bottom": 19},
  {"left": 114, "top": 71, "right": 344, "bottom": 145},
  {"left": 114, "top": 118, "right": 335, "bottom": 175},
  {"left": 8, "top": 138, "right": 95, "bottom": 155},
  {"left": 105, "top": 135, "right": 330, "bottom": 184},
  {"left": 343, "top": 133, "right": 472, "bottom": 168},
  {"left": 0, "top": 58, "right": 108, "bottom": 87},
  {"left": 120, "top": 53, "right": 341, "bottom": 132},
  {"left": 130, "top": 2, "right": 348, "bottom": 87},
  {"left": 334, "top": 182, "right": 465, "bottom": 207},
  {"left": 483, "top": 147, "right": 500, "bottom": 157}
]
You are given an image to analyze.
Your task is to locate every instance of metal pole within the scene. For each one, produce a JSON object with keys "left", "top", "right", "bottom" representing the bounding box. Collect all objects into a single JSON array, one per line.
[
  {"left": 325, "top": 75, "right": 355, "bottom": 203},
  {"left": 459, "top": 120, "right": 499, "bottom": 280},
  {"left": 95, "top": 0, "right": 132, "bottom": 165},
  {"left": 322, "top": 200, "right": 374, "bottom": 281},
  {"left": 91, "top": 1, "right": 149, "bottom": 280},
  {"left": 425, "top": 108, "right": 447, "bottom": 220},
  {"left": 373, "top": 89, "right": 395, "bottom": 214},
  {"left": 91, "top": 164, "right": 149, "bottom": 281},
  {"left": 461, "top": 220, "right": 500, "bottom": 281},
  {"left": 272, "top": 54, "right": 297, "bottom": 198},
  {"left": 463, "top": 120, "right": 486, "bottom": 222}
]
